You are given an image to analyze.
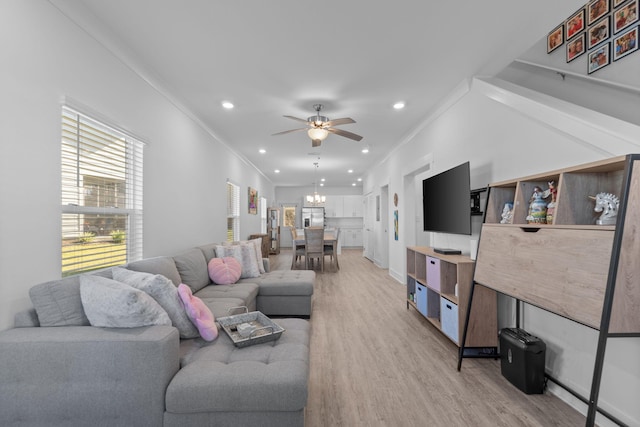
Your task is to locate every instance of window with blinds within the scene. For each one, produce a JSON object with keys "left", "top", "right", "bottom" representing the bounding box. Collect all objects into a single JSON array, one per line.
[
  {"left": 227, "top": 181, "right": 240, "bottom": 241},
  {"left": 260, "top": 197, "right": 267, "bottom": 234},
  {"left": 61, "top": 107, "right": 144, "bottom": 276}
]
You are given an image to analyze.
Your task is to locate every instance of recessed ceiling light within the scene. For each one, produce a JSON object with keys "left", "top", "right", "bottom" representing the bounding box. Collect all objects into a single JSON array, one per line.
[
  {"left": 357, "top": 178, "right": 362, "bottom": 182},
  {"left": 352, "top": 183, "right": 356, "bottom": 186},
  {"left": 393, "top": 102, "right": 405, "bottom": 109},
  {"left": 361, "top": 145, "right": 369, "bottom": 153},
  {"left": 259, "top": 149, "right": 266, "bottom": 154},
  {"left": 274, "top": 169, "right": 280, "bottom": 173},
  {"left": 320, "top": 183, "right": 324, "bottom": 187},
  {"left": 321, "top": 178, "right": 325, "bottom": 182},
  {"left": 222, "top": 101, "right": 234, "bottom": 109},
  {"left": 348, "top": 169, "right": 353, "bottom": 174}
]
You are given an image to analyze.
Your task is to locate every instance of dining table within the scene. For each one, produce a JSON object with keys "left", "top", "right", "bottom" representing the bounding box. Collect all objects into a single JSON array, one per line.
[{"left": 293, "top": 228, "right": 340, "bottom": 270}]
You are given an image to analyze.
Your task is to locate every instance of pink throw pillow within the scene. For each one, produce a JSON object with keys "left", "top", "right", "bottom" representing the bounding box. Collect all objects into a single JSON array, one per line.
[
  {"left": 208, "top": 257, "right": 242, "bottom": 285},
  {"left": 177, "top": 284, "right": 218, "bottom": 341}
]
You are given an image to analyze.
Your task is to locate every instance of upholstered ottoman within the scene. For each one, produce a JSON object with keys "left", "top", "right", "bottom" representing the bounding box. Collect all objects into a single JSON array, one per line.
[
  {"left": 164, "top": 318, "right": 310, "bottom": 427},
  {"left": 244, "top": 270, "right": 315, "bottom": 317}
]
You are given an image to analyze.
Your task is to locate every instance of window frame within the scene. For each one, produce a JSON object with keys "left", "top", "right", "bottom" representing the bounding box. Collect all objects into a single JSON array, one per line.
[{"left": 61, "top": 106, "right": 144, "bottom": 276}]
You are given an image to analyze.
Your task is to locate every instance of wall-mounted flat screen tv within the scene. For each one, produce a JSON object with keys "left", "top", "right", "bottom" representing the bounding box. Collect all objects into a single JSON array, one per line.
[{"left": 422, "top": 161, "right": 471, "bottom": 235}]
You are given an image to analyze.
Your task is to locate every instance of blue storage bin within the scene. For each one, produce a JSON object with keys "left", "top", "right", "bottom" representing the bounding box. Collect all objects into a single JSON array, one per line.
[
  {"left": 415, "top": 283, "right": 428, "bottom": 317},
  {"left": 440, "top": 297, "right": 459, "bottom": 343}
]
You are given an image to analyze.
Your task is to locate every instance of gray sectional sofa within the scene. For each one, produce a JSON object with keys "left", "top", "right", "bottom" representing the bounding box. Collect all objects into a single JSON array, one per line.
[{"left": 0, "top": 241, "right": 315, "bottom": 427}]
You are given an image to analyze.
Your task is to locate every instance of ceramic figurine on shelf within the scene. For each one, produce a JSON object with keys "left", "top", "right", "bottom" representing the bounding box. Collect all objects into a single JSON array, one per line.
[
  {"left": 589, "top": 192, "right": 620, "bottom": 225},
  {"left": 500, "top": 202, "right": 514, "bottom": 224},
  {"left": 526, "top": 186, "right": 548, "bottom": 224},
  {"left": 543, "top": 181, "right": 557, "bottom": 224}
]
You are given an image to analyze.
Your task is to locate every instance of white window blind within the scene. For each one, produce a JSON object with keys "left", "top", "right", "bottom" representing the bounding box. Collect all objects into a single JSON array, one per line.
[
  {"left": 260, "top": 197, "right": 267, "bottom": 233},
  {"left": 227, "top": 181, "right": 240, "bottom": 241},
  {"left": 61, "top": 106, "right": 144, "bottom": 276}
]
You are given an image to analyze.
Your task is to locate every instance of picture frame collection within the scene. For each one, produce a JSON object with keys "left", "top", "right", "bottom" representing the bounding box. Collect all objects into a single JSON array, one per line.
[{"left": 547, "top": 0, "right": 638, "bottom": 73}]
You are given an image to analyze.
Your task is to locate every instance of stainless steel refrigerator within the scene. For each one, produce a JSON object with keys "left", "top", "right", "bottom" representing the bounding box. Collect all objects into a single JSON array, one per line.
[{"left": 301, "top": 207, "right": 325, "bottom": 228}]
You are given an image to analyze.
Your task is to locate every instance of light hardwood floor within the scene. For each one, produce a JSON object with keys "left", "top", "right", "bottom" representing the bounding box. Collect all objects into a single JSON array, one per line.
[{"left": 271, "top": 248, "right": 590, "bottom": 427}]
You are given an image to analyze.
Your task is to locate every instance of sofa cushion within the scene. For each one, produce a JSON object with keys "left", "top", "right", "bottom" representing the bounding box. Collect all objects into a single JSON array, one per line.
[
  {"left": 177, "top": 284, "right": 218, "bottom": 341},
  {"left": 29, "top": 276, "right": 90, "bottom": 327},
  {"left": 208, "top": 257, "right": 242, "bottom": 285},
  {"left": 166, "top": 318, "right": 310, "bottom": 413},
  {"left": 240, "top": 270, "right": 315, "bottom": 296},
  {"left": 223, "top": 239, "right": 265, "bottom": 274},
  {"left": 216, "top": 244, "right": 260, "bottom": 279},
  {"left": 126, "top": 256, "right": 182, "bottom": 286},
  {"left": 173, "top": 248, "right": 210, "bottom": 293},
  {"left": 80, "top": 275, "right": 171, "bottom": 328},
  {"left": 111, "top": 267, "right": 199, "bottom": 339},
  {"left": 197, "top": 243, "right": 218, "bottom": 264}
]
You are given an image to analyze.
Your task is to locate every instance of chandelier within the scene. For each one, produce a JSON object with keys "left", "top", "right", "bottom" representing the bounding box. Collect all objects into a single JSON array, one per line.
[{"left": 306, "top": 162, "right": 326, "bottom": 205}]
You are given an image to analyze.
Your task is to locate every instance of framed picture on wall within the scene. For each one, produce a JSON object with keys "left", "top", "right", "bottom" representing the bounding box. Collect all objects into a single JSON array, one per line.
[
  {"left": 588, "top": 0, "right": 610, "bottom": 25},
  {"left": 613, "top": 26, "right": 639, "bottom": 60},
  {"left": 248, "top": 187, "right": 258, "bottom": 215},
  {"left": 588, "top": 42, "right": 611, "bottom": 73},
  {"left": 613, "top": 0, "right": 639, "bottom": 33},
  {"left": 548, "top": 24, "right": 564, "bottom": 52},
  {"left": 588, "top": 17, "right": 611, "bottom": 49},
  {"left": 566, "top": 9, "right": 585, "bottom": 40},
  {"left": 567, "top": 33, "right": 586, "bottom": 61}
]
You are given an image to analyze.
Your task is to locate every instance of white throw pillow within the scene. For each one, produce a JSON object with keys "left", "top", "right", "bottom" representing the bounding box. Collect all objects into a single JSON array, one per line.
[
  {"left": 80, "top": 275, "right": 171, "bottom": 328},
  {"left": 111, "top": 267, "right": 199, "bottom": 339},
  {"left": 216, "top": 244, "right": 261, "bottom": 278}
]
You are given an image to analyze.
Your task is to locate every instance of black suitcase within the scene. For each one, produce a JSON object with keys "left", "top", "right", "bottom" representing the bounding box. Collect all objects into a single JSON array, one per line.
[{"left": 499, "top": 328, "right": 546, "bottom": 394}]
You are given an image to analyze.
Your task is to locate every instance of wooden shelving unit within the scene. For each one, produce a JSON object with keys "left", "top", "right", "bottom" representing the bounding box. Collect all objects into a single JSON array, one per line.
[
  {"left": 461, "top": 154, "right": 640, "bottom": 426},
  {"left": 406, "top": 246, "right": 497, "bottom": 350}
]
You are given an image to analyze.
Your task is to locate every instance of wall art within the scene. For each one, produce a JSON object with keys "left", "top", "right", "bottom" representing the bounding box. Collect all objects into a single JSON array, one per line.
[
  {"left": 567, "top": 8, "right": 585, "bottom": 40},
  {"left": 613, "top": 25, "right": 638, "bottom": 60},
  {"left": 588, "top": 0, "right": 610, "bottom": 25},
  {"left": 588, "top": 16, "right": 611, "bottom": 49},
  {"left": 248, "top": 187, "right": 258, "bottom": 215},
  {"left": 567, "top": 33, "right": 586, "bottom": 61},
  {"left": 548, "top": 24, "right": 564, "bottom": 53},
  {"left": 588, "top": 42, "right": 611, "bottom": 73},
  {"left": 613, "top": 0, "right": 638, "bottom": 33}
]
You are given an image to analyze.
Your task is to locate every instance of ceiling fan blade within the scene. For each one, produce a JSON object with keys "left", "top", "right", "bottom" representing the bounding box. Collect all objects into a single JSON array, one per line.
[
  {"left": 311, "top": 139, "right": 322, "bottom": 147},
  {"left": 283, "top": 115, "right": 311, "bottom": 124},
  {"left": 325, "top": 117, "right": 355, "bottom": 127},
  {"left": 272, "top": 128, "right": 308, "bottom": 136},
  {"left": 327, "top": 127, "right": 363, "bottom": 141}
]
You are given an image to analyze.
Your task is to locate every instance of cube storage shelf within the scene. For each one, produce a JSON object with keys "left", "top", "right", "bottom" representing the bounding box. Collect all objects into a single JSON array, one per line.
[
  {"left": 406, "top": 246, "right": 497, "bottom": 349},
  {"left": 464, "top": 154, "right": 640, "bottom": 426}
]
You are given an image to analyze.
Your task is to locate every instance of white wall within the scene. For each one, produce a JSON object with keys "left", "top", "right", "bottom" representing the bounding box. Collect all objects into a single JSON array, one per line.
[
  {"left": 363, "top": 74, "right": 640, "bottom": 425},
  {"left": 0, "top": 1, "right": 274, "bottom": 331}
]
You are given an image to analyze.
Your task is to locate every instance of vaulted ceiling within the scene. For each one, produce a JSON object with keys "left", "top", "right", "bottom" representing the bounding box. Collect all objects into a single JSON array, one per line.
[{"left": 51, "top": 0, "right": 585, "bottom": 187}]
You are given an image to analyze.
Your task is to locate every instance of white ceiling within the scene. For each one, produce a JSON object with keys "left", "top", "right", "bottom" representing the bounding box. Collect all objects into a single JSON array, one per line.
[{"left": 51, "top": 0, "right": 585, "bottom": 187}]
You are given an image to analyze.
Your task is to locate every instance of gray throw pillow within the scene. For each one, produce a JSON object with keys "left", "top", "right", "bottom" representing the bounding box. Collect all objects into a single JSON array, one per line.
[
  {"left": 80, "top": 275, "right": 171, "bottom": 328},
  {"left": 112, "top": 267, "right": 199, "bottom": 339},
  {"left": 29, "top": 275, "right": 90, "bottom": 327}
]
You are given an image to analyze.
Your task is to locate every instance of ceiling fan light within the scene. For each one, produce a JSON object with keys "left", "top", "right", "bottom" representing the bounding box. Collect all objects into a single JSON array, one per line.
[{"left": 308, "top": 128, "right": 329, "bottom": 141}]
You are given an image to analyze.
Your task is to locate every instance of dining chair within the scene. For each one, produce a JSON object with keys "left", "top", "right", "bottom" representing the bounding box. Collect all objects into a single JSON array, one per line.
[
  {"left": 304, "top": 227, "right": 324, "bottom": 272},
  {"left": 291, "top": 228, "right": 305, "bottom": 269},
  {"left": 324, "top": 228, "right": 340, "bottom": 270}
]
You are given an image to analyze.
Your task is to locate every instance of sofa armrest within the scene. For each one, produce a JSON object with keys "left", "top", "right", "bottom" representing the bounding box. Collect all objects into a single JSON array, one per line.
[{"left": 0, "top": 325, "right": 180, "bottom": 426}]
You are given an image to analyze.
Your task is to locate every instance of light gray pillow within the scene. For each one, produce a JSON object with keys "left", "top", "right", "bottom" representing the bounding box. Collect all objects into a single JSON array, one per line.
[
  {"left": 80, "top": 275, "right": 171, "bottom": 328},
  {"left": 216, "top": 244, "right": 260, "bottom": 279},
  {"left": 112, "top": 267, "right": 199, "bottom": 339}
]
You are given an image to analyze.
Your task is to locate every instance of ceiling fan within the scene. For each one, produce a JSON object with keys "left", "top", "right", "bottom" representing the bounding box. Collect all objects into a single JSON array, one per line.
[{"left": 272, "top": 104, "right": 363, "bottom": 147}]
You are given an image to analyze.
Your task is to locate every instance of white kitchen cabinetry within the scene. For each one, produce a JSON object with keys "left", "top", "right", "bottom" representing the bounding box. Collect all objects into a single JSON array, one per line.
[
  {"left": 323, "top": 195, "right": 363, "bottom": 218},
  {"left": 342, "top": 228, "right": 363, "bottom": 247}
]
